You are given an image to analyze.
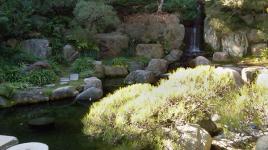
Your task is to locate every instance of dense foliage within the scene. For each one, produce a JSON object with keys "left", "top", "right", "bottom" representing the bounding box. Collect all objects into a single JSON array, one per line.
[{"left": 83, "top": 66, "right": 268, "bottom": 149}]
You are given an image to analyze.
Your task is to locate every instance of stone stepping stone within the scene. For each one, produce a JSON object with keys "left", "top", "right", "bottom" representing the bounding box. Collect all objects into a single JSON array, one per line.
[
  {"left": 28, "top": 117, "right": 55, "bottom": 130},
  {"left": 7, "top": 142, "right": 48, "bottom": 150},
  {"left": 0, "top": 135, "right": 19, "bottom": 150},
  {"left": 70, "top": 73, "right": 79, "bottom": 81}
]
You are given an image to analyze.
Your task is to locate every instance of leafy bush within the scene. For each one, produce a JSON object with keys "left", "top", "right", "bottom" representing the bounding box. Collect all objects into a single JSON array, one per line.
[
  {"left": 71, "top": 57, "right": 94, "bottom": 73},
  {"left": 83, "top": 66, "right": 267, "bottom": 149},
  {"left": 24, "top": 69, "right": 58, "bottom": 86},
  {"left": 0, "top": 83, "right": 16, "bottom": 98},
  {"left": 73, "top": 0, "right": 120, "bottom": 33},
  {"left": 260, "top": 47, "right": 268, "bottom": 59}
]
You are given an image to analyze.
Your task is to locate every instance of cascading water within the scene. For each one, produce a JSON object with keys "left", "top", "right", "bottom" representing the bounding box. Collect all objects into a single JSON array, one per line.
[{"left": 184, "top": 0, "right": 205, "bottom": 57}]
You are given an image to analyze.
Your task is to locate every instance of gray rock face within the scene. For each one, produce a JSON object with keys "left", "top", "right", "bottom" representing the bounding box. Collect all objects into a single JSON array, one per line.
[
  {"left": 251, "top": 43, "right": 267, "bottom": 56},
  {"left": 84, "top": 77, "right": 102, "bottom": 90},
  {"left": 127, "top": 61, "right": 145, "bottom": 72},
  {"left": 0, "top": 96, "right": 8, "bottom": 107},
  {"left": 0, "top": 135, "right": 19, "bottom": 150},
  {"left": 63, "top": 44, "right": 79, "bottom": 62},
  {"left": 190, "top": 56, "right": 211, "bottom": 67},
  {"left": 164, "top": 49, "right": 183, "bottom": 64},
  {"left": 125, "top": 70, "right": 156, "bottom": 84},
  {"left": 104, "top": 66, "right": 128, "bottom": 77},
  {"left": 256, "top": 136, "right": 268, "bottom": 150},
  {"left": 21, "top": 39, "right": 51, "bottom": 59},
  {"left": 12, "top": 89, "right": 49, "bottom": 104},
  {"left": 176, "top": 124, "right": 212, "bottom": 150},
  {"left": 204, "top": 18, "right": 221, "bottom": 51},
  {"left": 212, "top": 52, "right": 230, "bottom": 62},
  {"left": 222, "top": 31, "right": 248, "bottom": 58},
  {"left": 136, "top": 44, "right": 164, "bottom": 59},
  {"left": 75, "top": 87, "right": 103, "bottom": 102},
  {"left": 51, "top": 86, "right": 78, "bottom": 100},
  {"left": 96, "top": 32, "right": 129, "bottom": 58},
  {"left": 120, "top": 14, "right": 185, "bottom": 49},
  {"left": 146, "top": 59, "right": 168, "bottom": 76}
]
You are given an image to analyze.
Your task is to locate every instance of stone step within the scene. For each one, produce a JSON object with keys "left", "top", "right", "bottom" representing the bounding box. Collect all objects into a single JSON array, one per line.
[
  {"left": 0, "top": 135, "right": 19, "bottom": 150},
  {"left": 7, "top": 142, "right": 48, "bottom": 150}
]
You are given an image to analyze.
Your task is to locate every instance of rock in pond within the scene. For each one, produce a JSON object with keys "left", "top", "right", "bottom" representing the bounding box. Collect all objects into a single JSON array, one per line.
[
  {"left": 190, "top": 56, "right": 211, "bottom": 67},
  {"left": 51, "top": 86, "right": 78, "bottom": 100},
  {"left": 256, "top": 73, "right": 268, "bottom": 89},
  {"left": 28, "top": 117, "right": 55, "bottom": 130},
  {"left": 146, "top": 59, "right": 168, "bottom": 76},
  {"left": 75, "top": 87, "right": 103, "bottom": 102},
  {"left": 12, "top": 89, "right": 49, "bottom": 105},
  {"left": 84, "top": 77, "right": 102, "bottom": 90},
  {"left": 0, "top": 96, "right": 8, "bottom": 107},
  {"left": 7, "top": 142, "right": 48, "bottom": 150},
  {"left": 125, "top": 70, "right": 156, "bottom": 84},
  {"left": 0, "top": 135, "right": 19, "bottom": 150}
]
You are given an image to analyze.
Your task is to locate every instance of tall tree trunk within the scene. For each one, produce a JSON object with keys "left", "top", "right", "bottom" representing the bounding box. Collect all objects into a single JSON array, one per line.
[{"left": 157, "top": 0, "right": 164, "bottom": 12}]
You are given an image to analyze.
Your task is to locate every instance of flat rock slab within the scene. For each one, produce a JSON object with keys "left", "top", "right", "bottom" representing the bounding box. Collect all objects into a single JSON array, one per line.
[
  {"left": 0, "top": 135, "right": 19, "bottom": 150},
  {"left": 28, "top": 117, "right": 55, "bottom": 130},
  {"left": 7, "top": 142, "right": 48, "bottom": 150}
]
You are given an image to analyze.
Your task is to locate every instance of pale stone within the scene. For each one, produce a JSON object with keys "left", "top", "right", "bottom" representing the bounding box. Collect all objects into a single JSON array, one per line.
[
  {"left": 7, "top": 142, "right": 48, "bottom": 150},
  {"left": 0, "top": 135, "right": 19, "bottom": 150}
]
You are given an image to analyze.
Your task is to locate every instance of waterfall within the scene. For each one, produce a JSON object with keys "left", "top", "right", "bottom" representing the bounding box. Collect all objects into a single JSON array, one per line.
[{"left": 184, "top": 0, "right": 205, "bottom": 56}]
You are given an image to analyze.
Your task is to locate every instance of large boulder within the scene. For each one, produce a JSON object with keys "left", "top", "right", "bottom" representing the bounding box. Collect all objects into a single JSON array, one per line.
[
  {"left": 96, "top": 32, "right": 129, "bottom": 58},
  {"left": 164, "top": 49, "right": 183, "bottom": 64},
  {"left": 120, "top": 14, "right": 185, "bottom": 49},
  {"left": 75, "top": 87, "right": 103, "bottom": 102},
  {"left": 251, "top": 43, "right": 267, "bottom": 56},
  {"left": 21, "top": 39, "right": 51, "bottom": 59},
  {"left": 84, "top": 77, "right": 102, "bottom": 90},
  {"left": 221, "top": 31, "right": 248, "bottom": 58},
  {"left": 12, "top": 89, "right": 49, "bottom": 105},
  {"left": 125, "top": 70, "right": 156, "bottom": 84},
  {"left": 212, "top": 52, "right": 230, "bottom": 62},
  {"left": 190, "top": 56, "right": 211, "bottom": 67},
  {"left": 256, "top": 136, "right": 268, "bottom": 150},
  {"left": 51, "top": 86, "right": 78, "bottom": 100},
  {"left": 146, "top": 59, "right": 168, "bottom": 76},
  {"left": 215, "top": 67, "right": 244, "bottom": 87},
  {"left": 136, "top": 44, "right": 164, "bottom": 59},
  {"left": 204, "top": 18, "right": 221, "bottom": 51},
  {"left": 104, "top": 65, "right": 128, "bottom": 77},
  {"left": 63, "top": 44, "right": 79, "bottom": 62},
  {"left": 175, "top": 124, "right": 212, "bottom": 150}
]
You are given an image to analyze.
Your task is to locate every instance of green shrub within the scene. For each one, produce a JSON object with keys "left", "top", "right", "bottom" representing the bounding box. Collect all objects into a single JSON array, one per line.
[
  {"left": 24, "top": 69, "right": 58, "bottom": 86},
  {"left": 260, "top": 47, "right": 268, "bottom": 60},
  {"left": 71, "top": 57, "right": 94, "bottom": 73},
  {"left": 73, "top": 0, "right": 120, "bottom": 32},
  {"left": 0, "top": 83, "right": 16, "bottom": 98},
  {"left": 83, "top": 66, "right": 267, "bottom": 149}
]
